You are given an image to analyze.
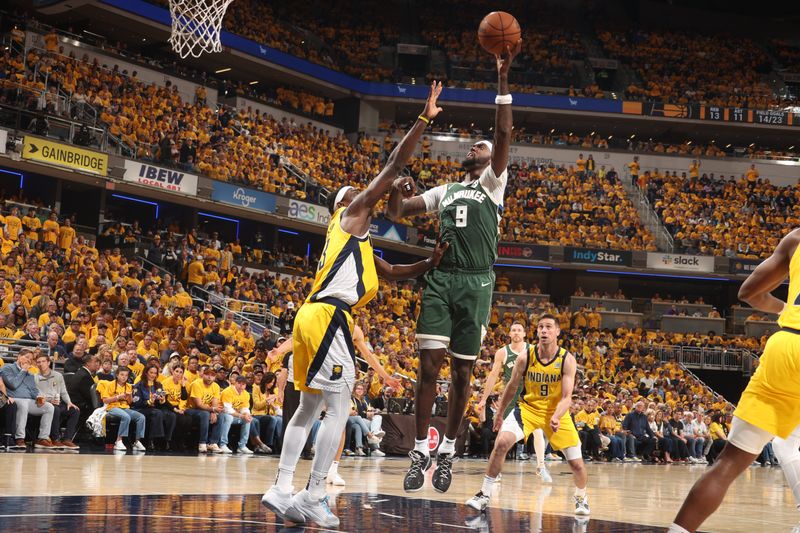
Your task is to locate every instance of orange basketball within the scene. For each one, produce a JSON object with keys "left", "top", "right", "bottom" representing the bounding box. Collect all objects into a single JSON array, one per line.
[{"left": 478, "top": 11, "right": 521, "bottom": 56}]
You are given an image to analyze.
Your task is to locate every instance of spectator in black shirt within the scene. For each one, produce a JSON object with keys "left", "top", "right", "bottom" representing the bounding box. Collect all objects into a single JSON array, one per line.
[{"left": 64, "top": 339, "right": 89, "bottom": 373}]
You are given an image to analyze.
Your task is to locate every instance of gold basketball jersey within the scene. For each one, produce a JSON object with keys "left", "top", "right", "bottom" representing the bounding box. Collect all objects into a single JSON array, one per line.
[
  {"left": 521, "top": 345, "right": 567, "bottom": 410},
  {"left": 780, "top": 242, "right": 800, "bottom": 330},
  {"left": 307, "top": 207, "right": 378, "bottom": 310}
]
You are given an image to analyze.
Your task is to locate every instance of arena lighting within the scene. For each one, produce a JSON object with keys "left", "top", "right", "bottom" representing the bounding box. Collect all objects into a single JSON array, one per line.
[
  {"left": 494, "top": 263, "right": 553, "bottom": 270},
  {"left": 725, "top": 144, "right": 732, "bottom": 148},
  {"left": 306, "top": 243, "right": 311, "bottom": 257},
  {"left": 111, "top": 194, "right": 158, "bottom": 218},
  {"left": 0, "top": 168, "right": 24, "bottom": 189},
  {"left": 214, "top": 67, "right": 231, "bottom": 73},
  {"left": 790, "top": 146, "right": 795, "bottom": 150},
  {"left": 278, "top": 228, "right": 299, "bottom": 236},
  {"left": 589, "top": 131, "right": 595, "bottom": 136},
  {"left": 198, "top": 211, "right": 240, "bottom": 239},
  {"left": 249, "top": 81, "right": 258, "bottom": 85},
  {"left": 585, "top": 269, "right": 732, "bottom": 282}
]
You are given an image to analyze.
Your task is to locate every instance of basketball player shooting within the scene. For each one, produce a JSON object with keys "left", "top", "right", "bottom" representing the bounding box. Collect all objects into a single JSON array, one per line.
[
  {"left": 669, "top": 228, "right": 800, "bottom": 533},
  {"left": 388, "top": 39, "right": 522, "bottom": 493},
  {"left": 261, "top": 82, "right": 448, "bottom": 528}
]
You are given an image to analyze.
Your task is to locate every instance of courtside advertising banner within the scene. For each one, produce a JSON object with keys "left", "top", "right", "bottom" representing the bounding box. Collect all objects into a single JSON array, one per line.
[
  {"left": 212, "top": 182, "right": 276, "bottom": 212},
  {"left": 564, "top": 246, "right": 632, "bottom": 266},
  {"left": 647, "top": 252, "right": 715, "bottom": 272},
  {"left": 123, "top": 160, "right": 198, "bottom": 196},
  {"left": 287, "top": 198, "right": 331, "bottom": 225},
  {"left": 23, "top": 136, "right": 108, "bottom": 176}
]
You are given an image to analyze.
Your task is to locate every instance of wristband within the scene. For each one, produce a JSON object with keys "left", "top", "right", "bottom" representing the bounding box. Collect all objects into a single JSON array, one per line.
[
  {"left": 417, "top": 114, "right": 430, "bottom": 124},
  {"left": 495, "top": 94, "right": 513, "bottom": 105}
]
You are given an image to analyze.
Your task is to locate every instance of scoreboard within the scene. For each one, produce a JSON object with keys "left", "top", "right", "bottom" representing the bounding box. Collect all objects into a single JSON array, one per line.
[{"left": 700, "top": 106, "right": 791, "bottom": 125}]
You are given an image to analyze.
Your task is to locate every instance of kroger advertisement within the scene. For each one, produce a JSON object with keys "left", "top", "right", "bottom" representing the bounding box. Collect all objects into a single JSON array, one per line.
[{"left": 211, "top": 182, "right": 276, "bottom": 212}]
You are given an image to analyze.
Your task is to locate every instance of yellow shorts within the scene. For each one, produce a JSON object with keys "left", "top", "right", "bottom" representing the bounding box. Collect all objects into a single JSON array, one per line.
[
  {"left": 734, "top": 330, "right": 800, "bottom": 439},
  {"left": 292, "top": 301, "right": 355, "bottom": 394},
  {"left": 500, "top": 403, "right": 580, "bottom": 451}
]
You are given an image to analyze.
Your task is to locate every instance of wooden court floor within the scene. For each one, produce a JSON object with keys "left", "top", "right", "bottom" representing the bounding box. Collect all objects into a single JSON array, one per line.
[{"left": 0, "top": 452, "right": 797, "bottom": 532}]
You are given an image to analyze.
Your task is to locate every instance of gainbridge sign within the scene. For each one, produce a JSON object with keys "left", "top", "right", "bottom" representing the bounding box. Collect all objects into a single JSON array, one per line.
[{"left": 22, "top": 136, "right": 108, "bottom": 176}]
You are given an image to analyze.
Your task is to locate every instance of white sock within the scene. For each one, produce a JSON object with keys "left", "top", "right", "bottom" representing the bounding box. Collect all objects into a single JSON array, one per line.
[
  {"left": 667, "top": 524, "right": 690, "bottom": 533},
  {"left": 533, "top": 428, "right": 546, "bottom": 468},
  {"left": 308, "top": 472, "right": 327, "bottom": 499},
  {"left": 276, "top": 468, "right": 294, "bottom": 492},
  {"left": 574, "top": 486, "right": 586, "bottom": 498},
  {"left": 414, "top": 438, "right": 429, "bottom": 456},
  {"left": 438, "top": 437, "right": 456, "bottom": 456},
  {"left": 328, "top": 460, "right": 339, "bottom": 475},
  {"left": 773, "top": 430, "right": 800, "bottom": 508},
  {"left": 480, "top": 475, "right": 497, "bottom": 496}
]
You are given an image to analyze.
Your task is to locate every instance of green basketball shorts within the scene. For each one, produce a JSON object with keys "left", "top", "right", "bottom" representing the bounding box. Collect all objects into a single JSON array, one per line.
[{"left": 416, "top": 267, "right": 494, "bottom": 359}]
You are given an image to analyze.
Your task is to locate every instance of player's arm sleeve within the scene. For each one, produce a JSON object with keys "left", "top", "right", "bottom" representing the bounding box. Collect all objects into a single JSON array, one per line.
[
  {"left": 478, "top": 165, "right": 508, "bottom": 205},
  {"left": 420, "top": 184, "right": 447, "bottom": 213}
]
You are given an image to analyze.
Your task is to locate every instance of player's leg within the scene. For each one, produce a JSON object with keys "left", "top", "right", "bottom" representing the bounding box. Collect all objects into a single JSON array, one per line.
[
  {"left": 533, "top": 427, "right": 552, "bottom": 484},
  {"left": 547, "top": 412, "right": 589, "bottom": 515},
  {"left": 433, "top": 271, "right": 492, "bottom": 492},
  {"left": 773, "top": 424, "right": 800, "bottom": 508},
  {"left": 466, "top": 408, "right": 526, "bottom": 512},
  {"left": 669, "top": 417, "right": 772, "bottom": 532},
  {"left": 406, "top": 271, "right": 451, "bottom": 491},
  {"left": 327, "top": 431, "right": 347, "bottom": 486}
]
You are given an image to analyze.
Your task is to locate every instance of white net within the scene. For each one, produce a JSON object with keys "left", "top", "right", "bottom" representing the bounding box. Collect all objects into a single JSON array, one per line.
[{"left": 168, "top": 0, "right": 234, "bottom": 59}]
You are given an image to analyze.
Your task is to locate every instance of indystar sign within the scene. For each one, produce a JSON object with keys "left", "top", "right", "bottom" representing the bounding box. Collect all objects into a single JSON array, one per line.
[
  {"left": 123, "top": 160, "right": 198, "bottom": 196},
  {"left": 564, "top": 247, "right": 632, "bottom": 266}
]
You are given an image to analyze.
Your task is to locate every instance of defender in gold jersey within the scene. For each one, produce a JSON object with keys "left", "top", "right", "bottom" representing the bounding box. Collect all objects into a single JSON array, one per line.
[
  {"left": 264, "top": 81, "right": 448, "bottom": 529},
  {"left": 671, "top": 229, "right": 800, "bottom": 533},
  {"left": 465, "top": 314, "right": 590, "bottom": 517}
]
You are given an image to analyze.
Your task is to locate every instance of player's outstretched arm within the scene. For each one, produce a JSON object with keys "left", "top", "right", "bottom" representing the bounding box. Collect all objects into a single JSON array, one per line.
[
  {"left": 549, "top": 352, "right": 576, "bottom": 432},
  {"left": 353, "top": 325, "right": 401, "bottom": 389},
  {"left": 342, "top": 81, "right": 443, "bottom": 235},
  {"left": 478, "top": 347, "right": 506, "bottom": 410},
  {"left": 490, "top": 39, "right": 522, "bottom": 176},
  {"left": 494, "top": 352, "right": 527, "bottom": 431},
  {"left": 738, "top": 228, "right": 800, "bottom": 314},
  {"left": 373, "top": 241, "right": 449, "bottom": 281}
]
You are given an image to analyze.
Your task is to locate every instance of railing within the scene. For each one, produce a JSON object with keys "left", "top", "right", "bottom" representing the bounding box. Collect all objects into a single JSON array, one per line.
[
  {"left": 0, "top": 102, "right": 110, "bottom": 153},
  {"left": 0, "top": 338, "right": 51, "bottom": 365},
  {"left": 653, "top": 345, "right": 754, "bottom": 373},
  {"left": 189, "top": 284, "right": 278, "bottom": 337},
  {"left": 621, "top": 170, "right": 675, "bottom": 252},
  {"left": 675, "top": 364, "right": 736, "bottom": 409}
]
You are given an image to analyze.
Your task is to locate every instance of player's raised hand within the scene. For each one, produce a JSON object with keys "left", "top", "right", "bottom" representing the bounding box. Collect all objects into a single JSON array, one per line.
[
  {"left": 430, "top": 241, "right": 450, "bottom": 267},
  {"left": 422, "top": 80, "right": 443, "bottom": 120},
  {"left": 496, "top": 39, "right": 522, "bottom": 76}
]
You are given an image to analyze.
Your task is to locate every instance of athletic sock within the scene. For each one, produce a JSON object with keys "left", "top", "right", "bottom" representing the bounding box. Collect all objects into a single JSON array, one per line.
[
  {"left": 574, "top": 486, "right": 586, "bottom": 498},
  {"left": 480, "top": 475, "right": 497, "bottom": 496},
  {"left": 276, "top": 468, "right": 294, "bottom": 492},
  {"left": 667, "top": 524, "right": 690, "bottom": 533},
  {"left": 438, "top": 437, "right": 456, "bottom": 456},
  {"left": 414, "top": 438, "right": 430, "bottom": 455},
  {"left": 328, "top": 460, "right": 339, "bottom": 475},
  {"left": 308, "top": 472, "right": 327, "bottom": 499}
]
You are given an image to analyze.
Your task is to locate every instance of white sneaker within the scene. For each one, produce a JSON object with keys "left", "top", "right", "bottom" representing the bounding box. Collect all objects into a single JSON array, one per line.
[
  {"left": 207, "top": 443, "right": 220, "bottom": 453},
  {"left": 217, "top": 445, "right": 233, "bottom": 454},
  {"left": 537, "top": 466, "right": 553, "bottom": 484},
  {"left": 327, "top": 472, "right": 346, "bottom": 486},
  {"left": 372, "top": 449, "right": 385, "bottom": 457},
  {"left": 238, "top": 446, "right": 254, "bottom": 455},
  {"left": 261, "top": 486, "right": 294, "bottom": 521},
  {"left": 374, "top": 430, "right": 386, "bottom": 439},
  {"left": 198, "top": 443, "right": 207, "bottom": 453},
  {"left": 465, "top": 491, "right": 490, "bottom": 512},
  {"left": 132, "top": 441, "right": 146, "bottom": 452},
  {"left": 355, "top": 448, "right": 366, "bottom": 456},
  {"left": 574, "top": 495, "right": 590, "bottom": 516},
  {"left": 284, "top": 489, "right": 339, "bottom": 528},
  {"left": 113, "top": 441, "right": 127, "bottom": 452},
  {"left": 367, "top": 435, "right": 381, "bottom": 446}
]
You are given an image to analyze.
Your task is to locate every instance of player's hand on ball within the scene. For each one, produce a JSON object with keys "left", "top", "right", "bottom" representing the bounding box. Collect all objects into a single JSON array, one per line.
[
  {"left": 393, "top": 176, "right": 416, "bottom": 198},
  {"left": 430, "top": 241, "right": 450, "bottom": 267},
  {"left": 496, "top": 39, "right": 522, "bottom": 76},
  {"left": 549, "top": 414, "right": 560, "bottom": 433},
  {"left": 423, "top": 80, "right": 443, "bottom": 120}
]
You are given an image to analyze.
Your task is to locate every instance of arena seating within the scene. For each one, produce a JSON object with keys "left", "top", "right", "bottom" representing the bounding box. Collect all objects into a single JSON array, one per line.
[{"left": 642, "top": 169, "right": 798, "bottom": 258}]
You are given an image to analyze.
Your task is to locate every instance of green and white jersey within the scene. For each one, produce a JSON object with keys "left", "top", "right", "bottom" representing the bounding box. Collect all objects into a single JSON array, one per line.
[
  {"left": 421, "top": 165, "right": 507, "bottom": 270},
  {"left": 503, "top": 342, "right": 528, "bottom": 417}
]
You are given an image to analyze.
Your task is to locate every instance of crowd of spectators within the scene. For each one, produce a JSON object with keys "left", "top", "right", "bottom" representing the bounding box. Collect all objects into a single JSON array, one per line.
[{"left": 641, "top": 164, "right": 799, "bottom": 258}]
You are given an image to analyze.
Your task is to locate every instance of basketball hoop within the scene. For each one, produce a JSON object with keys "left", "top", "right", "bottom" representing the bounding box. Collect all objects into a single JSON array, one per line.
[{"left": 168, "top": 0, "right": 234, "bottom": 59}]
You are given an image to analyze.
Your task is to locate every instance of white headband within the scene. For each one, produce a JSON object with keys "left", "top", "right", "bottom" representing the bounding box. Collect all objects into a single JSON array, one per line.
[
  {"left": 476, "top": 140, "right": 493, "bottom": 152},
  {"left": 334, "top": 185, "right": 354, "bottom": 208}
]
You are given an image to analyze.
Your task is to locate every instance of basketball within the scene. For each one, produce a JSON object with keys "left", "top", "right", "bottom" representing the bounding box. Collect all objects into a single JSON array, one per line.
[{"left": 478, "top": 11, "right": 521, "bottom": 55}]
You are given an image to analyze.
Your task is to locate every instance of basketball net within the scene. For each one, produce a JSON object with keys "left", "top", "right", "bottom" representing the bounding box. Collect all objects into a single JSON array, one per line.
[{"left": 168, "top": 0, "right": 234, "bottom": 59}]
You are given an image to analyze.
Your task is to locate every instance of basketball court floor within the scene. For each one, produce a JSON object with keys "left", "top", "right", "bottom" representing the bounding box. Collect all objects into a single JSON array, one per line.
[{"left": 1, "top": 452, "right": 797, "bottom": 532}]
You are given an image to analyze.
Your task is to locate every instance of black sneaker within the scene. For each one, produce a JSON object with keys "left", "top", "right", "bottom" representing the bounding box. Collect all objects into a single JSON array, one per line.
[
  {"left": 403, "top": 450, "right": 432, "bottom": 492},
  {"left": 432, "top": 452, "right": 454, "bottom": 493}
]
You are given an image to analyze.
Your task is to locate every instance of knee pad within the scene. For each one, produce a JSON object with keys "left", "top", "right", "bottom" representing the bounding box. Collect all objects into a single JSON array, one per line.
[{"left": 773, "top": 437, "right": 800, "bottom": 463}]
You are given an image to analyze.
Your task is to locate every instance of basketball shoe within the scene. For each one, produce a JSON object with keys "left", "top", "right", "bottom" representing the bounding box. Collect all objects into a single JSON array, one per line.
[
  {"left": 284, "top": 489, "right": 339, "bottom": 528},
  {"left": 403, "top": 450, "right": 432, "bottom": 492},
  {"left": 432, "top": 452, "right": 454, "bottom": 492}
]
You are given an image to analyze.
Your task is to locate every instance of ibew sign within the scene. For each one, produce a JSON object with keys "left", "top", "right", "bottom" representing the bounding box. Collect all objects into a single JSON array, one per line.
[{"left": 123, "top": 160, "right": 198, "bottom": 195}]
